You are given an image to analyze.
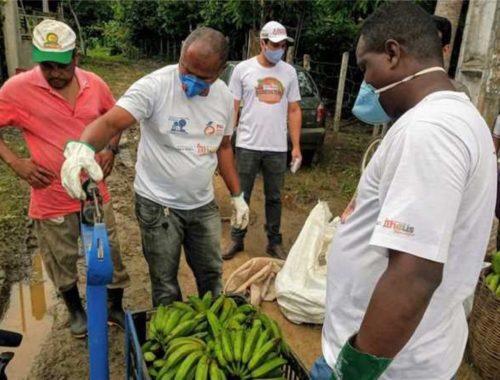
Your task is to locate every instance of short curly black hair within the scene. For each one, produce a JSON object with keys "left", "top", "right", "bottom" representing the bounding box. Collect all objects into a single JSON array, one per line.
[
  {"left": 359, "top": 3, "right": 443, "bottom": 63},
  {"left": 432, "top": 15, "right": 452, "bottom": 47}
]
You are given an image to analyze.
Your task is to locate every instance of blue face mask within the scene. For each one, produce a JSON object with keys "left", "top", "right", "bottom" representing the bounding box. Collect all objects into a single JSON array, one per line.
[
  {"left": 179, "top": 73, "right": 210, "bottom": 98},
  {"left": 352, "top": 81, "right": 392, "bottom": 125},
  {"left": 352, "top": 66, "right": 446, "bottom": 125},
  {"left": 264, "top": 47, "right": 284, "bottom": 64}
]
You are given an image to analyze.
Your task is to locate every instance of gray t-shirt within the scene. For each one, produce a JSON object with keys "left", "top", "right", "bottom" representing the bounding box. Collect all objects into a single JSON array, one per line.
[{"left": 117, "top": 64, "right": 234, "bottom": 209}]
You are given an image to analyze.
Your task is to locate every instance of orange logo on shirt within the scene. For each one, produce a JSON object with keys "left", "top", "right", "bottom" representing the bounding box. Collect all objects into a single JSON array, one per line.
[
  {"left": 204, "top": 121, "right": 225, "bottom": 135},
  {"left": 255, "top": 77, "right": 284, "bottom": 104},
  {"left": 379, "top": 218, "right": 415, "bottom": 236}
]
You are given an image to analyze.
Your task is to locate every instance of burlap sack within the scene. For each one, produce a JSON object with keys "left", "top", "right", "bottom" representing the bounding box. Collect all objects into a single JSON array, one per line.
[{"left": 224, "top": 257, "right": 284, "bottom": 306}]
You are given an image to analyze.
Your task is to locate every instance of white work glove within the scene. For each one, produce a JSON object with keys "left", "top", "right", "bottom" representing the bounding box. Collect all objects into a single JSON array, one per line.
[
  {"left": 61, "top": 141, "right": 103, "bottom": 200},
  {"left": 231, "top": 192, "right": 249, "bottom": 230}
]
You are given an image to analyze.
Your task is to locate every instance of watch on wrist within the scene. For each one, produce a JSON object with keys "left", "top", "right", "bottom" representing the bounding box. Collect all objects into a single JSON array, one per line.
[{"left": 107, "top": 144, "right": 120, "bottom": 155}]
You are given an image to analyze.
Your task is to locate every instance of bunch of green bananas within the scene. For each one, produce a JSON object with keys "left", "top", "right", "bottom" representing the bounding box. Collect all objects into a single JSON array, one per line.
[
  {"left": 486, "top": 251, "right": 500, "bottom": 297},
  {"left": 212, "top": 318, "right": 287, "bottom": 379},
  {"left": 141, "top": 292, "right": 291, "bottom": 379}
]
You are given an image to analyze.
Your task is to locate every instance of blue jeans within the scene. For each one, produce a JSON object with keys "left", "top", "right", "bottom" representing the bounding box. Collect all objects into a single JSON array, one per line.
[
  {"left": 310, "top": 356, "right": 333, "bottom": 379},
  {"left": 231, "top": 147, "right": 287, "bottom": 246},
  {"left": 135, "top": 193, "right": 223, "bottom": 306},
  {"left": 310, "top": 355, "right": 458, "bottom": 380}
]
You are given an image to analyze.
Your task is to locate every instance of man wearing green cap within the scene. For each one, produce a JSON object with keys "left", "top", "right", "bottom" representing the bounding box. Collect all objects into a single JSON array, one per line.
[{"left": 0, "top": 19, "right": 130, "bottom": 338}]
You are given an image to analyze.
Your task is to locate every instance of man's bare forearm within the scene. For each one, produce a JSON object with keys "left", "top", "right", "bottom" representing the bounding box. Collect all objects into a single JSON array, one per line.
[
  {"left": 0, "top": 134, "right": 20, "bottom": 166},
  {"left": 80, "top": 106, "right": 136, "bottom": 152},
  {"left": 288, "top": 103, "right": 301, "bottom": 150},
  {"left": 217, "top": 138, "right": 240, "bottom": 196},
  {"left": 354, "top": 250, "right": 443, "bottom": 358}
]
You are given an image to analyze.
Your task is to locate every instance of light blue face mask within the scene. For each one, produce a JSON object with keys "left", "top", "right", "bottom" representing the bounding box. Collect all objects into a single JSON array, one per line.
[
  {"left": 179, "top": 73, "right": 210, "bottom": 98},
  {"left": 352, "top": 66, "right": 446, "bottom": 125},
  {"left": 264, "top": 47, "right": 285, "bottom": 64}
]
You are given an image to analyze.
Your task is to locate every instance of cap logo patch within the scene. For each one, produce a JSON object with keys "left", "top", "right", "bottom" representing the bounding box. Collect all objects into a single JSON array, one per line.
[{"left": 43, "top": 32, "right": 61, "bottom": 49}]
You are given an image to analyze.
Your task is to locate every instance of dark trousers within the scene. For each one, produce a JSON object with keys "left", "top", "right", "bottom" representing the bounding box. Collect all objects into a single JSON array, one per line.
[
  {"left": 135, "top": 193, "right": 222, "bottom": 306},
  {"left": 231, "top": 147, "right": 287, "bottom": 246}
]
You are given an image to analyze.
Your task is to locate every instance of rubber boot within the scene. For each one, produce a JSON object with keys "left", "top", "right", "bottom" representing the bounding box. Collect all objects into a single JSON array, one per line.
[
  {"left": 107, "top": 288, "right": 125, "bottom": 329},
  {"left": 61, "top": 285, "right": 87, "bottom": 338}
]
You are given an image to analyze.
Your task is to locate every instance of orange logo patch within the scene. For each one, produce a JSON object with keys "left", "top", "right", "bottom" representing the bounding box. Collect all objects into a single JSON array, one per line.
[{"left": 255, "top": 77, "right": 284, "bottom": 104}]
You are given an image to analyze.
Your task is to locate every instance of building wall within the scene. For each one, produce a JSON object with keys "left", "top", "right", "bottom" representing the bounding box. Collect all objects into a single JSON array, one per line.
[{"left": 456, "top": 0, "right": 500, "bottom": 127}]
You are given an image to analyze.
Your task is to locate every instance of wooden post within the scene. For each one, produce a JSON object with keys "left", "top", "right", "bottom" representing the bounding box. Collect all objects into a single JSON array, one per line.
[
  {"left": 247, "top": 29, "right": 260, "bottom": 58},
  {"left": 303, "top": 54, "right": 310, "bottom": 71},
  {"left": 42, "top": 0, "right": 50, "bottom": 13},
  {"left": 286, "top": 46, "right": 294, "bottom": 64},
  {"left": 333, "top": 51, "right": 349, "bottom": 141},
  {"left": 2, "top": 0, "right": 21, "bottom": 77}
]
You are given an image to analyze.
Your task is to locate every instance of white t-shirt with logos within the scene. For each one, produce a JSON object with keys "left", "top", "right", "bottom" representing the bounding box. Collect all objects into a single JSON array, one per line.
[
  {"left": 322, "top": 92, "right": 496, "bottom": 380},
  {"left": 116, "top": 64, "right": 234, "bottom": 210},
  {"left": 229, "top": 57, "right": 301, "bottom": 152}
]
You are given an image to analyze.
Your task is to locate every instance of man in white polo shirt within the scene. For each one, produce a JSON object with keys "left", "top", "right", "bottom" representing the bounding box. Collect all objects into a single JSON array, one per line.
[
  {"left": 60, "top": 27, "right": 249, "bottom": 306},
  {"left": 311, "top": 3, "right": 496, "bottom": 380}
]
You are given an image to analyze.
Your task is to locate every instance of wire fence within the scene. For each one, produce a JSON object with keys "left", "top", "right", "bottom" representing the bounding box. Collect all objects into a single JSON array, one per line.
[{"left": 295, "top": 52, "right": 363, "bottom": 119}]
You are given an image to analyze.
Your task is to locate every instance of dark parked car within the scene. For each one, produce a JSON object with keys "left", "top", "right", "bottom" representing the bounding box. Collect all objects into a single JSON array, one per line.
[{"left": 220, "top": 61, "right": 327, "bottom": 164}]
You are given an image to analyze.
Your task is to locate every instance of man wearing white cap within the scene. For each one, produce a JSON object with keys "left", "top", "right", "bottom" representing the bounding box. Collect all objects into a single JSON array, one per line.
[
  {"left": 0, "top": 19, "right": 130, "bottom": 338},
  {"left": 224, "top": 21, "right": 302, "bottom": 260}
]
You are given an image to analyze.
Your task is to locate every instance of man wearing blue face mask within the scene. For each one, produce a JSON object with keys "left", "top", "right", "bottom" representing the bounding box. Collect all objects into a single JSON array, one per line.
[
  {"left": 59, "top": 27, "right": 249, "bottom": 306},
  {"left": 223, "top": 21, "right": 302, "bottom": 260},
  {"left": 311, "top": 3, "right": 496, "bottom": 380}
]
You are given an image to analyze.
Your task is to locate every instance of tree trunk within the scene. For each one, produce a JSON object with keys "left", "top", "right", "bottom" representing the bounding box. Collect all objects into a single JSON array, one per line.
[
  {"left": 434, "top": 0, "right": 464, "bottom": 70},
  {"left": 66, "top": 0, "right": 86, "bottom": 55}
]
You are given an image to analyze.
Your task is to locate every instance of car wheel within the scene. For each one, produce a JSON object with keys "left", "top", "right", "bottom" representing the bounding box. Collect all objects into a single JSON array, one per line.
[{"left": 301, "top": 150, "right": 318, "bottom": 166}]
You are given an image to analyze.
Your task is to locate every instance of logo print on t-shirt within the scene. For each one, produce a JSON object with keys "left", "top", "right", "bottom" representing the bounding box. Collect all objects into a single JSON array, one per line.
[
  {"left": 377, "top": 218, "right": 415, "bottom": 236},
  {"left": 255, "top": 77, "right": 284, "bottom": 104},
  {"left": 204, "top": 121, "right": 225, "bottom": 136},
  {"left": 169, "top": 117, "right": 188, "bottom": 134}
]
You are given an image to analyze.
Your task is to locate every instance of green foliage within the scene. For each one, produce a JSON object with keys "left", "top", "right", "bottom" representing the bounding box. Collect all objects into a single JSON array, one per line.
[
  {"left": 62, "top": 0, "right": 115, "bottom": 52},
  {"left": 102, "top": 20, "right": 130, "bottom": 56},
  {"left": 70, "top": 0, "right": 433, "bottom": 62}
]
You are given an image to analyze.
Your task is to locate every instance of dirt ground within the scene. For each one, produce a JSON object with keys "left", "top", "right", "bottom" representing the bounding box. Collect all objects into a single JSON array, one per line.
[{"left": 0, "top": 56, "right": 483, "bottom": 379}]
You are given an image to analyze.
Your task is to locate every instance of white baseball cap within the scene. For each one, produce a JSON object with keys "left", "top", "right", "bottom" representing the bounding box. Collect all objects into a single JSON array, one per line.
[
  {"left": 32, "top": 19, "right": 76, "bottom": 64},
  {"left": 260, "top": 21, "right": 294, "bottom": 43}
]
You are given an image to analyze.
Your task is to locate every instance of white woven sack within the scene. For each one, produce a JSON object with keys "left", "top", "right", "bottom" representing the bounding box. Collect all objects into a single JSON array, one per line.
[{"left": 275, "top": 201, "right": 339, "bottom": 324}]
